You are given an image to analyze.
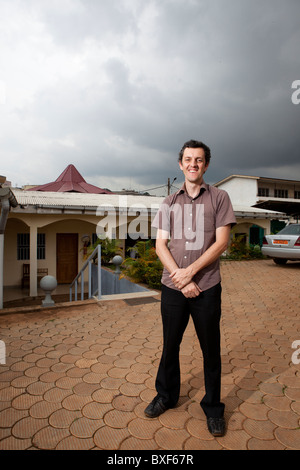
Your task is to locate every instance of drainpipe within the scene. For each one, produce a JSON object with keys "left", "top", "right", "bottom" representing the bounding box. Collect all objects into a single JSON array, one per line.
[{"left": 0, "top": 198, "right": 9, "bottom": 309}]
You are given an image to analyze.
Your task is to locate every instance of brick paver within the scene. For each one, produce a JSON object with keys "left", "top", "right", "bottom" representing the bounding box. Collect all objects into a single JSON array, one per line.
[{"left": 0, "top": 259, "right": 300, "bottom": 450}]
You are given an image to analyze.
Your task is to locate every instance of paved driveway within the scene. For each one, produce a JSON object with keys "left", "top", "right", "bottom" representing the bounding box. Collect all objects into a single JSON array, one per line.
[{"left": 0, "top": 259, "right": 300, "bottom": 450}]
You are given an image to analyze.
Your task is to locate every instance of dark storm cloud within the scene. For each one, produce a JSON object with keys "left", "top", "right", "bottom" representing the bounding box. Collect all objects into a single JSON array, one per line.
[{"left": 1, "top": 0, "right": 299, "bottom": 193}]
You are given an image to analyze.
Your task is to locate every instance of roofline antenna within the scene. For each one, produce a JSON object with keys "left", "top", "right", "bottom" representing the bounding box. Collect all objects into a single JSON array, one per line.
[{"left": 167, "top": 177, "right": 177, "bottom": 195}]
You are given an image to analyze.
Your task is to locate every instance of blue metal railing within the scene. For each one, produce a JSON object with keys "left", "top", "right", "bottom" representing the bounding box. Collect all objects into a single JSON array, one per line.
[{"left": 69, "top": 244, "right": 101, "bottom": 302}]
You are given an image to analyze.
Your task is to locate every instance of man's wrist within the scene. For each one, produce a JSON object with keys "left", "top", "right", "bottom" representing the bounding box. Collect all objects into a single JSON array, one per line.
[{"left": 187, "top": 263, "right": 198, "bottom": 279}]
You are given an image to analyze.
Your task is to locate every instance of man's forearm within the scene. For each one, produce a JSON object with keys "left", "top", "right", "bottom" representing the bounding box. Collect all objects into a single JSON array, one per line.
[
  {"left": 169, "top": 240, "right": 224, "bottom": 289},
  {"left": 156, "top": 238, "right": 178, "bottom": 274},
  {"left": 189, "top": 235, "right": 228, "bottom": 277},
  {"left": 156, "top": 237, "right": 201, "bottom": 298},
  {"left": 170, "top": 225, "right": 231, "bottom": 289}
]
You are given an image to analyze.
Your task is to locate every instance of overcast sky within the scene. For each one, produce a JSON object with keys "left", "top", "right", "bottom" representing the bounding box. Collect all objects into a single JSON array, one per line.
[{"left": 1, "top": 0, "right": 299, "bottom": 196}]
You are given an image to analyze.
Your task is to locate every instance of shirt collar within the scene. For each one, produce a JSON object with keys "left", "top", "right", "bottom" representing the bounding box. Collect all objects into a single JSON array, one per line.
[{"left": 178, "top": 181, "right": 208, "bottom": 199}]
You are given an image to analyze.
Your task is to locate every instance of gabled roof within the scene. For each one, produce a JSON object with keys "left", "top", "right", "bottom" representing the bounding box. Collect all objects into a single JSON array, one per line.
[
  {"left": 27, "top": 164, "right": 111, "bottom": 194},
  {"left": 215, "top": 174, "right": 300, "bottom": 186},
  {"left": 214, "top": 175, "right": 259, "bottom": 186},
  {"left": 11, "top": 189, "right": 163, "bottom": 214}
]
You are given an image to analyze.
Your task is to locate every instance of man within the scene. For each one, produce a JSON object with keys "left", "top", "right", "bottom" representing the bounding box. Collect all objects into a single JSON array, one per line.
[{"left": 145, "top": 139, "right": 236, "bottom": 437}]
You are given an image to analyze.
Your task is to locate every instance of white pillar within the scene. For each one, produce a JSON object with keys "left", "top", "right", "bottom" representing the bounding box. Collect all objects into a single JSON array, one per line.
[
  {"left": 0, "top": 198, "right": 10, "bottom": 309},
  {"left": 30, "top": 225, "right": 38, "bottom": 297}
]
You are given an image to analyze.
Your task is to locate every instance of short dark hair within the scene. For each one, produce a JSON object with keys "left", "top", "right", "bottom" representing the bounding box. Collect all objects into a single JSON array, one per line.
[{"left": 178, "top": 139, "right": 211, "bottom": 165}]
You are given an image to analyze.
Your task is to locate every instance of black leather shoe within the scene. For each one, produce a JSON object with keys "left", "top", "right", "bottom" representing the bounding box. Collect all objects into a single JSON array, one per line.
[
  {"left": 144, "top": 395, "right": 168, "bottom": 418},
  {"left": 207, "top": 417, "right": 226, "bottom": 437}
]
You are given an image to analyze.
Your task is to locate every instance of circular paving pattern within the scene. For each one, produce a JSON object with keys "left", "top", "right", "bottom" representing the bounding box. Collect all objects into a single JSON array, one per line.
[{"left": 0, "top": 260, "right": 300, "bottom": 450}]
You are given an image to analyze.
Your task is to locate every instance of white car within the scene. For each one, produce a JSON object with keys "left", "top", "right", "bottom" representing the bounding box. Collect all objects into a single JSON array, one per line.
[{"left": 262, "top": 224, "right": 300, "bottom": 264}]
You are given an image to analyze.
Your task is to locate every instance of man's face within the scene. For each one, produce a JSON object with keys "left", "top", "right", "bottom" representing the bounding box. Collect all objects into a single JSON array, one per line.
[{"left": 179, "top": 147, "right": 209, "bottom": 184}]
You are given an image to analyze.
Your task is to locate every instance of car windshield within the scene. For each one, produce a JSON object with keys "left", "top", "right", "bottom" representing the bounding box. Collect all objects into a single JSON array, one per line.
[{"left": 277, "top": 224, "right": 300, "bottom": 236}]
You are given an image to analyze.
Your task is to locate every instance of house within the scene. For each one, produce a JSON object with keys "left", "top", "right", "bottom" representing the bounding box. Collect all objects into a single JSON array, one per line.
[
  {"left": 214, "top": 175, "right": 300, "bottom": 245},
  {"left": 2, "top": 167, "right": 296, "bottom": 304},
  {"left": 3, "top": 165, "right": 162, "bottom": 299}
]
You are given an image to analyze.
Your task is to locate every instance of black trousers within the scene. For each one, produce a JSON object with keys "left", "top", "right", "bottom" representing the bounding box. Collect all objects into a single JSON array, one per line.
[{"left": 156, "top": 283, "right": 224, "bottom": 418}]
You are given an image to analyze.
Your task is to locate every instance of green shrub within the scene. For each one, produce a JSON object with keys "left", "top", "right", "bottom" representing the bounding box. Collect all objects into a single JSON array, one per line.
[
  {"left": 87, "top": 237, "right": 123, "bottom": 265},
  {"left": 224, "top": 235, "right": 264, "bottom": 260},
  {"left": 122, "top": 240, "right": 163, "bottom": 289}
]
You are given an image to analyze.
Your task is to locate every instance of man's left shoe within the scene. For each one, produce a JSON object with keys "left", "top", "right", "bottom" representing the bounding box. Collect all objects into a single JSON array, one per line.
[
  {"left": 207, "top": 417, "right": 226, "bottom": 437},
  {"left": 144, "top": 395, "right": 169, "bottom": 418}
]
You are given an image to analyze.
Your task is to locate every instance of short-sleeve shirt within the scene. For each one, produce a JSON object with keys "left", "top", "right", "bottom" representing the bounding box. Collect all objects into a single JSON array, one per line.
[{"left": 152, "top": 181, "right": 236, "bottom": 292}]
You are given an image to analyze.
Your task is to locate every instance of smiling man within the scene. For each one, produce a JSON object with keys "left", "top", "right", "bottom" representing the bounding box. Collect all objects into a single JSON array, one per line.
[{"left": 145, "top": 139, "right": 236, "bottom": 437}]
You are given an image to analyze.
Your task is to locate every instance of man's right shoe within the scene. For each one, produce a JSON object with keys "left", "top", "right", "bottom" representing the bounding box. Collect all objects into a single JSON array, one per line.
[
  {"left": 207, "top": 417, "right": 226, "bottom": 437},
  {"left": 144, "top": 395, "right": 168, "bottom": 418}
]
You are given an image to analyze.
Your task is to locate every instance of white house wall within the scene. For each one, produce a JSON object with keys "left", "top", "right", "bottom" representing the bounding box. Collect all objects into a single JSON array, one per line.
[
  {"left": 4, "top": 216, "right": 98, "bottom": 287},
  {"left": 4, "top": 212, "right": 153, "bottom": 288},
  {"left": 218, "top": 177, "right": 258, "bottom": 206},
  {"left": 233, "top": 218, "right": 270, "bottom": 243}
]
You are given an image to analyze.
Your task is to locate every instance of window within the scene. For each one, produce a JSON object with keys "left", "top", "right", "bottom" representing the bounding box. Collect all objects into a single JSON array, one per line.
[
  {"left": 37, "top": 233, "right": 46, "bottom": 260},
  {"left": 17, "top": 233, "right": 30, "bottom": 260},
  {"left": 274, "top": 189, "right": 288, "bottom": 198},
  {"left": 17, "top": 233, "right": 46, "bottom": 260},
  {"left": 258, "top": 187, "right": 269, "bottom": 197},
  {"left": 294, "top": 191, "right": 300, "bottom": 200}
]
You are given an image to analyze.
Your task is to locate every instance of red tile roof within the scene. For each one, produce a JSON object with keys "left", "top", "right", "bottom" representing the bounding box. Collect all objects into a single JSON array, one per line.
[{"left": 27, "top": 164, "right": 111, "bottom": 194}]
